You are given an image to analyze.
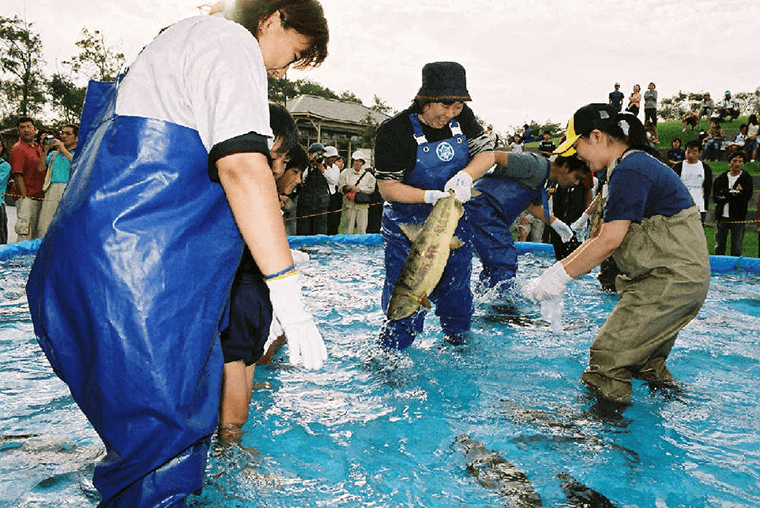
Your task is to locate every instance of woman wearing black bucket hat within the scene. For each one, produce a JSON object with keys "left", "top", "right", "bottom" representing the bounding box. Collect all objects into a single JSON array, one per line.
[
  {"left": 374, "top": 61, "right": 494, "bottom": 350},
  {"left": 525, "top": 103, "right": 710, "bottom": 405}
]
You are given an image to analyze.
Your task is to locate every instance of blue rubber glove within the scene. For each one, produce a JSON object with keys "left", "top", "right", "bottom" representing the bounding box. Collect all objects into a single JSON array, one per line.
[{"left": 444, "top": 170, "right": 474, "bottom": 203}]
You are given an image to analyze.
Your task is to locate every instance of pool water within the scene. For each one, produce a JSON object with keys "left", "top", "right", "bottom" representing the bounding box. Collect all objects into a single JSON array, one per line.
[{"left": 1, "top": 243, "right": 759, "bottom": 507}]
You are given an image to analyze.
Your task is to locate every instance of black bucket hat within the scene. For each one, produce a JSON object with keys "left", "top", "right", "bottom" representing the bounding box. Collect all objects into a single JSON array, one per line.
[{"left": 415, "top": 61, "right": 472, "bottom": 102}]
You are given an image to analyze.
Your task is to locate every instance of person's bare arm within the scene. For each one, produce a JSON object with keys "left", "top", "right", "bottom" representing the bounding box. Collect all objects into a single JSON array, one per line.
[
  {"left": 217, "top": 152, "right": 293, "bottom": 275},
  {"left": 12, "top": 174, "right": 27, "bottom": 197},
  {"left": 377, "top": 179, "right": 426, "bottom": 203},
  {"left": 561, "top": 220, "right": 630, "bottom": 277}
]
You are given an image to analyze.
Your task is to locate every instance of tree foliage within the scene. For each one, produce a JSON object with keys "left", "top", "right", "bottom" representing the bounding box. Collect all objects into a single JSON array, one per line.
[
  {"left": 47, "top": 72, "right": 86, "bottom": 123},
  {"left": 0, "top": 15, "right": 47, "bottom": 118},
  {"left": 268, "top": 77, "right": 343, "bottom": 104},
  {"left": 64, "top": 28, "right": 125, "bottom": 82}
]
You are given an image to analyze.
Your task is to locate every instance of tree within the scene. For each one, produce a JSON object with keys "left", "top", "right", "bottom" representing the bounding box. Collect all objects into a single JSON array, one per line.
[
  {"left": 358, "top": 112, "right": 379, "bottom": 147},
  {"left": 0, "top": 15, "right": 47, "bottom": 118},
  {"left": 370, "top": 94, "right": 394, "bottom": 115},
  {"left": 268, "top": 76, "right": 341, "bottom": 104},
  {"left": 338, "top": 90, "right": 363, "bottom": 104},
  {"left": 47, "top": 72, "right": 86, "bottom": 123},
  {"left": 64, "top": 28, "right": 126, "bottom": 82}
]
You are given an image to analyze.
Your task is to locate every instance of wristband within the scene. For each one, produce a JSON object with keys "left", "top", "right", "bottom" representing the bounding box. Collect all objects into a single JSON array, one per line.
[{"left": 264, "top": 264, "right": 297, "bottom": 281}]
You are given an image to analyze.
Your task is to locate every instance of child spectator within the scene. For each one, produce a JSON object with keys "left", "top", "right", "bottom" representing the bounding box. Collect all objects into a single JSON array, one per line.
[
  {"left": 666, "top": 138, "right": 685, "bottom": 166},
  {"left": 538, "top": 132, "right": 556, "bottom": 158},
  {"left": 702, "top": 119, "right": 725, "bottom": 161},
  {"left": 672, "top": 140, "right": 712, "bottom": 222},
  {"left": 510, "top": 134, "right": 525, "bottom": 153}
]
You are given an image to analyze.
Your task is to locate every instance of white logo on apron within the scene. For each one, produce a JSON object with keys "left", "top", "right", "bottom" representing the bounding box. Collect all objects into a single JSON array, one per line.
[{"left": 436, "top": 142, "right": 455, "bottom": 162}]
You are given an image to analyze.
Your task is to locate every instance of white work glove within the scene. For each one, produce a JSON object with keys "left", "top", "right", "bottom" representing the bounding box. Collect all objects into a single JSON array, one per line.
[
  {"left": 266, "top": 273, "right": 327, "bottom": 369},
  {"left": 263, "top": 314, "right": 284, "bottom": 354},
  {"left": 290, "top": 248, "right": 310, "bottom": 266},
  {"left": 523, "top": 261, "right": 573, "bottom": 302},
  {"left": 550, "top": 218, "right": 574, "bottom": 243},
  {"left": 424, "top": 190, "right": 449, "bottom": 204},
  {"left": 571, "top": 212, "right": 590, "bottom": 233},
  {"left": 444, "top": 170, "right": 474, "bottom": 203}
]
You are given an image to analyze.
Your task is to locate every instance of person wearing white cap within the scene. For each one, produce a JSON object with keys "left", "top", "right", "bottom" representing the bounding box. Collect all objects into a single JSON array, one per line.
[
  {"left": 525, "top": 103, "right": 710, "bottom": 405},
  {"left": 718, "top": 90, "right": 739, "bottom": 121},
  {"left": 339, "top": 150, "right": 376, "bottom": 234},
  {"left": 323, "top": 145, "right": 342, "bottom": 234}
]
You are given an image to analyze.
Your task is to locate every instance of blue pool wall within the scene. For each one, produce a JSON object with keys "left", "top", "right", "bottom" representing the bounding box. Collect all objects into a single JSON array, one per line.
[{"left": 2, "top": 235, "right": 760, "bottom": 275}]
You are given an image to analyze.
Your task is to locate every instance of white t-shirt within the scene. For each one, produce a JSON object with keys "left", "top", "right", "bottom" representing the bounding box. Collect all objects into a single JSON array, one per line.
[
  {"left": 724, "top": 173, "right": 741, "bottom": 218},
  {"left": 116, "top": 15, "right": 273, "bottom": 152},
  {"left": 324, "top": 164, "right": 340, "bottom": 194},
  {"left": 679, "top": 161, "right": 706, "bottom": 212}
]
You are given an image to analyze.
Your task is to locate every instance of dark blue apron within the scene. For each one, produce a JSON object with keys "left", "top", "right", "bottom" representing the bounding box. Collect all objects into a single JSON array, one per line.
[
  {"left": 467, "top": 161, "right": 550, "bottom": 291},
  {"left": 379, "top": 114, "right": 473, "bottom": 349},
  {"left": 26, "top": 78, "right": 243, "bottom": 506}
]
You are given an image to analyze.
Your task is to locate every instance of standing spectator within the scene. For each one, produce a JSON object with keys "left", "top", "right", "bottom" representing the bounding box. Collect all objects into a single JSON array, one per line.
[
  {"left": 323, "top": 145, "right": 342, "bottom": 235},
  {"left": 339, "top": 150, "right": 376, "bottom": 234},
  {"left": 37, "top": 124, "right": 78, "bottom": 236},
  {"left": 702, "top": 119, "right": 726, "bottom": 161},
  {"left": 717, "top": 90, "right": 739, "bottom": 121},
  {"left": 698, "top": 92, "right": 715, "bottom": 126},
  {"left": 510, "top": 134, "right": 525, "bottom": 153},
  {"left": 744, "top": 114, "right": 758, "bottom": 162},
  {"left": 713, "top": 151, "right": 753, "bottom": 256},
  {"left": 666, "top": 138, "right": 685, "bottom": 166},
  {"left": 538, "top": 131, "right": 556, "bottom": 157},
  {"left": 25, "top": 1, "right": 329, "bottom": 504},
  {"left": 673, "top": 140, "right": 712, "bottom": 222},
  {"left": 0, "top": 138, "right": 10, "bottom": 243},
  {"left": 608, "top": 82, "right": 624, "bottom": 112},
  {"left": 10, "top": 117, "right": 43, "bottom": 241},
  {"left": 644, "top": 82, "right": 658, "bottom": 126},
  {"left": 297, "top": 142, "right": 331, "bottom": 235},
  {"left": 626, "top": 84, "right": 641, "bottom": 116}
]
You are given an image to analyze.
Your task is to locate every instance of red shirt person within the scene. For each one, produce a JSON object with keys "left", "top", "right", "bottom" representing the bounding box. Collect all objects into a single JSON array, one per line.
[{"left": 10, "top": 117, "right": 44, "bottom": 240}]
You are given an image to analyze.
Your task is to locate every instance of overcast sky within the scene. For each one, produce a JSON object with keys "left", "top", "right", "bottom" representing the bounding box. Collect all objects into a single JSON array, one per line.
[{"left": 7, "top": 0, "right": 759, "bottom": 134}]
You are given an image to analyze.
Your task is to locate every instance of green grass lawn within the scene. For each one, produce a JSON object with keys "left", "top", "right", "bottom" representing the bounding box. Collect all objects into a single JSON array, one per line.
[{"left": 703, "top": 225, "right": 759, "bottom": 257}]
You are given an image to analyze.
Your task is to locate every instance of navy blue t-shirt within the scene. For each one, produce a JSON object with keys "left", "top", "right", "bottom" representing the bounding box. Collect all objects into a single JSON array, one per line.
[{"left": 605, "top": 151, "right": 694, "bottom": 223}]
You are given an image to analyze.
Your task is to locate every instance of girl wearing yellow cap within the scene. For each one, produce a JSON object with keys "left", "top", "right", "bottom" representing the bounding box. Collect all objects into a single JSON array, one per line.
[{"left": 525, "top": 103, "right": 710, "bottom": 404}]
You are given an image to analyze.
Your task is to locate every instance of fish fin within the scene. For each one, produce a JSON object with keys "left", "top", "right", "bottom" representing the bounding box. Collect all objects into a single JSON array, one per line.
[
  {"left": 399, "top": 223, "right": 425, "bottom": 242},
  {"left": 471, "top": 189, "right": 482, "bottom": 198},
  {"left": 421, "top": 294, "right": 432, "bottom": 308},
  {"left": 450, "top": 236, "right": 465, "bottom": 249}
]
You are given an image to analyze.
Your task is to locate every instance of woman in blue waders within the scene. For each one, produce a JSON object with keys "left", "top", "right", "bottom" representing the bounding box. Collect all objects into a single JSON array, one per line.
[
  {"left": 374, "top": 62, "right": 495, "bottom": 349},
  {"left": 25, "top": 1, "right": 328, "bottom": 506}
]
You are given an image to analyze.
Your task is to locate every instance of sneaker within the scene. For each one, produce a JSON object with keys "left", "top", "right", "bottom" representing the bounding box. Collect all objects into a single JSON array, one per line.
[{"left": 681, "top": 128, "right": 686, "bottom": 133}]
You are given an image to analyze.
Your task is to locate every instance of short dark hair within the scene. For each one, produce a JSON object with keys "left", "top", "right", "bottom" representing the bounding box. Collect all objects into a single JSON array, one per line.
[
  {"left": 672, "top": 137, "right": 681, "bottom": 145},
  {"left": 63, "top": 124, "right": 79, "bottom": 137},
  {"left": 269, "top": 103, "right": 298, "bottom": 155},
  {"left": 286, "top": 144, "right": 308, "bottom": 171},
  {"left": 17, "top": 116, "right": 34, "bottom": 128},
  {"left": 684, "top": 139, "right": 702, "bottom": 151},
  {"left": 235, "top": 0, "right": 328, "bottom": 69},
  {"left": 729, "top": 151, "right": 745, "bottom": 163},
  {"left": 555, "top": 153, "right": 590, "bottom": 176}
]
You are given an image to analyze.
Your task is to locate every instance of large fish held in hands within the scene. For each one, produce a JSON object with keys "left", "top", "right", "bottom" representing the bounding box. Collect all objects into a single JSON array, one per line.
[{"left": 387, "top": 191, "right": 465, "bottom": 321}]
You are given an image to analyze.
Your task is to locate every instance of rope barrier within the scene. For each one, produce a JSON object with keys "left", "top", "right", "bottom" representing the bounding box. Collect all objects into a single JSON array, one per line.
[{"left": 3, "top": 191, "right": 758, "bottom": 226}]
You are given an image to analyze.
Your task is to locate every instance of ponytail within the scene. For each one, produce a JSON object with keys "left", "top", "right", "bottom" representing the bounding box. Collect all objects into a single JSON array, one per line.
[{"left": 601, "top": 112, "right": 663, "bottom": 161}]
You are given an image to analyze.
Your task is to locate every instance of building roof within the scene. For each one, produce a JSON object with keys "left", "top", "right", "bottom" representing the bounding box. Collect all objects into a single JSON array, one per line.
[{"left": 286, "top": 95, "right": 391, "bottom": 126}]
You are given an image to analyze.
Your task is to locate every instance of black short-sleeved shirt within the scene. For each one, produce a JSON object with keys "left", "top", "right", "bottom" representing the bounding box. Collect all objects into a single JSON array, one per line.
[{"left": 374, "top": 104, "right": 490, "bottom": 182}]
